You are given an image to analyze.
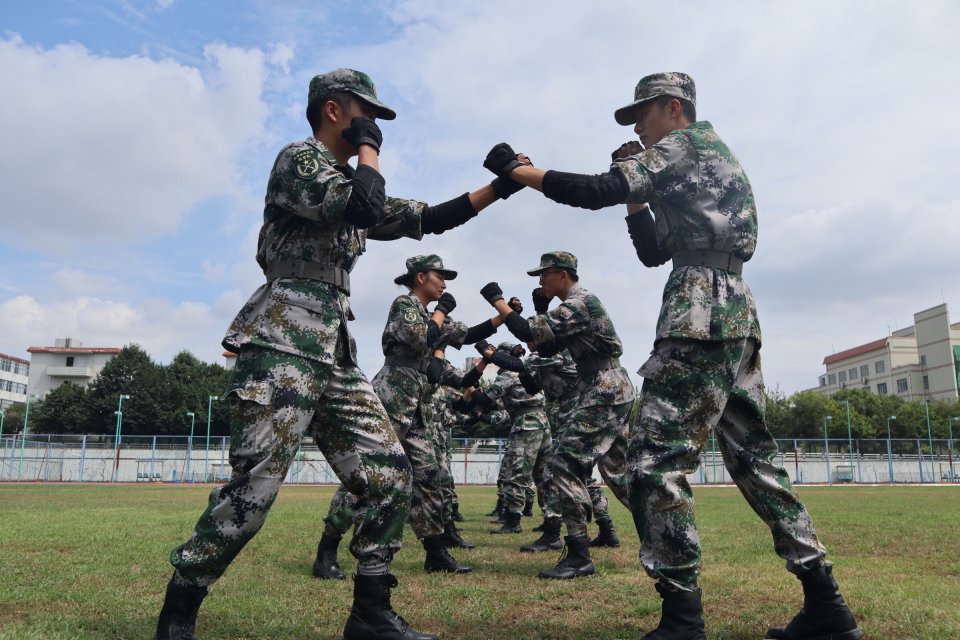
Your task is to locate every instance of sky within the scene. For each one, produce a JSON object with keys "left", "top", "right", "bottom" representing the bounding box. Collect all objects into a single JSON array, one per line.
[{"left": 1, "top": 0, "right": 958, "bottom": 394}]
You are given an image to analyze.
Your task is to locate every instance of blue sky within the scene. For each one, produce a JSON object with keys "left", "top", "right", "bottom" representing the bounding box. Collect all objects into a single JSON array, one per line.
[{"left": 2, "top": 0, "right": 959, "bottom": 394}]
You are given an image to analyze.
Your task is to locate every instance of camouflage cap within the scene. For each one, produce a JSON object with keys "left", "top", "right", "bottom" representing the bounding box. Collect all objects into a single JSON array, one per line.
[
  {"left": 497, "top": 341, "right": 521, "bottom": 353},
  {"left": 526, "top": 251, "right": 578, "bottom": 276},
  {"left": 393, "top": 254, "right": 457, "bottom": 285},
  {"left": 613, "top": 72, "right": 696, "bottom": 126},
  {"left": 307, "top": 68, "right": 397, "bottom": 120}
]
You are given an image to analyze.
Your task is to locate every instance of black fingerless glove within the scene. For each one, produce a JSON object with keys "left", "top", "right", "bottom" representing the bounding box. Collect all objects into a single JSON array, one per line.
[
  {"left": 508, "top": 297, "right": 524, "bottom": 314},
  {"left": 532, "top": 288, "right": 550, "bottom": 314},
  {"left": 491, "top": 176, "right": 524, "bottom": 200},
  {"left": 436, "top": 292, "right": 456, "bottom": 315},
  {"left": 341, "top": 117, "right": 383, "bottom": 153},
  {"left": 484, "top": 142, "right": 522, "bottom": 178},
  {"left": 480, "top": 282, "right": 504, "bottom": 305},
  {"left": 475, "top": 340, "right": 493, "bottom": 362}
]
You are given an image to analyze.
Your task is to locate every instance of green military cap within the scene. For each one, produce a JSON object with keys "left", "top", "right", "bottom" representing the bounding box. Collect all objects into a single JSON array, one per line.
[
  {"left": 307, "top": 68, "right": 397, "bottom": 120},
  {"left": 613, "top": 72, "right": 696, "bottom": 126},
  {"left": 497, "top": 341, "right": 520, "bottom": 352},
  {"left": 526, "top": 251, "right": 578, "bottom": 276},
  {"left": 393, "top": 255, "right": 458, "bottom": 285}
]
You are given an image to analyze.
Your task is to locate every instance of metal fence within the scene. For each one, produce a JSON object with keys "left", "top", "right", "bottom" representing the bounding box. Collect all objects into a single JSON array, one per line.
[{"left": 0, "top": 434, "right": 957, "bottom": 485}]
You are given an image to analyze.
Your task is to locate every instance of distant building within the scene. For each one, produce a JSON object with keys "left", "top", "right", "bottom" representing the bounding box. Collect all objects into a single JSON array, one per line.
[
  {"left": 223, "top": 351, "right": 237, "bottom": 371},
  {"left": 0, "top": 352, "right": 29, "bottom": 411},
  {"left": 814, "top": 303, "right": 960, "bottom": 402},
  {"left": 26, "top": 338, "right": 122, "bottom": 399}
]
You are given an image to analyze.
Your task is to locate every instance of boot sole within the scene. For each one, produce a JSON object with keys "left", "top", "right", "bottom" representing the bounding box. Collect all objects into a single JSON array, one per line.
[
  {"left": 537, "top": 567, "right": 596, "bottom": 580},
  {"left": 520, "top": 544, "right": 563, "bottom": 553},
  {"left": 589, "top": 542, "right": 621, "bottom": 548},
  {"left": 764, "top": 629, "right": 863, "bottom": 640},
  {"left": 424, "top": 566, "right": 473, "bottom": 574}
]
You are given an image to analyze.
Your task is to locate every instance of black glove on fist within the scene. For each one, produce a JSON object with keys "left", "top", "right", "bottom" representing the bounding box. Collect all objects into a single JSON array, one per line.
[
  {"left": 342, "top": 117, "right": 383, "bottom": 153},
  {"left": 491, "top": 176, "right": 525, "bottom": 200},
  {"left": 532, "top": 288, "right": 551, "bottom": 314},
  {"left": 480, "top": 282, "right": 504, "bottom": 305},
  {"left": 475, "top": 340, "right": 493, "bottom": 361},
  {"left": 610, "top": 140, "right": 642, "bottom": 161},
  {"left": 508, "top": 297, "right": 523, "bottom": 314},
  {"left": 436, "top": 292, "right": 456, "bottom": 315},
  {"left": 484, "top": 142, "right": 522, "bottom": 178}
]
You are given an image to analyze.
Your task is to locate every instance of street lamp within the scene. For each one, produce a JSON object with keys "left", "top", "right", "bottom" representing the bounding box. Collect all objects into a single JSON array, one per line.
[
  {"left": 205, "top": 396, "right": 218, "bottom": 482},
  {"left": 886, "top": 416, "right": 896, "bottom": 483},
  {"left": 949, "top": 416, "right": 958, "bottom": 481},
  {"left": 111, "top": 394, "right": 131, "bottom": 482},
  {"left": 923, "top": 400, "right": 935, "bottom": 483},
  {"left": 840, "top": 400, "right": 856, "bottom": 482},
  {"left": 17, "top": 394, "right": 35, "bottom": 481},
  {"left": 185, "top": 412, "right": 196, "bottom": 482},
  {"left": 823, "top": 416, "right": 833, "bottom": 485}
]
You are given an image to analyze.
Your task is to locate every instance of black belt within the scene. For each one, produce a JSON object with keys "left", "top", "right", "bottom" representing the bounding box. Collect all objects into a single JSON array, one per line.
[
  {"left": 576, "top": 357, "right": 621, "bottom": 376},
  {"left": 672, "top": 250, "right": 743, "bottom": 275},
  {"left": 264, "top": 259, "right": 351, "bottom": 294},
  {"left": 383, "top": 355, "right": 426, "bottom": 370}
]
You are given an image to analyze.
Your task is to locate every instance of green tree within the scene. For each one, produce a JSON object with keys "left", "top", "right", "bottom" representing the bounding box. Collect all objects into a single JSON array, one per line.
[
  {"left": 84, "top": 344, "right": 164, "bottom": 435},
  {"left": 1, "top": 402, "right": 27, "bottom": 435},
  {"left": 30, "top": 382, "right": 88, "bottom": 433}
]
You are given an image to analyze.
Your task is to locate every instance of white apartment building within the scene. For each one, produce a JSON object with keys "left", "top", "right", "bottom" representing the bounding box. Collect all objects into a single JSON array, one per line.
[
  {"left": 26, "top": 338, "right": 121, "bottom": 399},
  {"left": 0, "top": 352, "right": 29, "bottom": 411},
  {"left": 815, "top": 303, "right": 960, "bottom": 401}
]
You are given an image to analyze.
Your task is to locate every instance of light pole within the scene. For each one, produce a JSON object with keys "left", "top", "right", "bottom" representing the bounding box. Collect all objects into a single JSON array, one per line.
[
  {"left": 205, "top": 395, "right": 218, "bottom": 482},
  {"left": 17, "top": 394, "right": 35, "bottom": 481},
  {"left": 923, "top": 400, "right": 935, "bottom": 482},
  {"left": 886, "top": 416, "right": 896, "bottom": 483},
  {"left": 823, "top": 415, "right": 832, "bottom": 484},
  {"left": 111, "top": 394, "right": 131, "bottom": 482},
  {"left": 841, "top": 400, "right": 855, "bottom": 482},
  {"left": 949, "top": 416, "right": 958, "bottom": 481},
  {"left": 0, "top": 409, "right": 4, "bottom": 480},
  {"left": 185, "top": 412, "right": 196, "bottom": 482}
]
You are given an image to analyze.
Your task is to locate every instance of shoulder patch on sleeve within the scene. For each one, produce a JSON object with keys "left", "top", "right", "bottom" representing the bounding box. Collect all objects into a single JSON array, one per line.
[
  {"left": 402, "top": 308, "right": 419, "bottom": 324},
  {"left": 293, "top": 147, "right": 322, "bottom": 180}
]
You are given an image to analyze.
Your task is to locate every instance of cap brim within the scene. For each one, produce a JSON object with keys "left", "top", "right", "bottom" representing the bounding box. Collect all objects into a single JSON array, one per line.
[
  {"left": 526, "top": 266, "right": 547, "bottom": 276},
  {"left": 614, "top": 99, "right": 643, "bottom": 126},
  {"left": 351, "top": 92, "right": 397, "bottom": 120},
  {"left": 436, "top": 269, "right": 457, "bottom": 280}
]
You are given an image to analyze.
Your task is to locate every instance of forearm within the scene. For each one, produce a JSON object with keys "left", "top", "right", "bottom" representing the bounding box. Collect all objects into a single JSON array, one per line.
[
  {"left": 625, "top": 206, "right": 671, "bottom": 267},
  {"left": 509, "top": 165, "right": 547, "bottom": 191},
  {"left": 467, "top": 183, "right": 499, "bottom": 213}
]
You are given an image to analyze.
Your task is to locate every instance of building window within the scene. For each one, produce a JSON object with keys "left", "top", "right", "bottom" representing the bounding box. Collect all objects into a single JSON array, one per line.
[
  {"left": 828, "top": 373, "right": 836, "bottom": 385},
  {"left": 819, "top": 376, "right": 826, "bottom": 387},
  {"left": 838, "top": 371, "right": 847, "bottom": 383},
  {"left": 877, "top": 382, "right": 888, "bottom": 395},
  {"left": 897, "top": 378, "right": 909, "bottom": 393},
  {"left": 860, "top": 365, "right": 869, "bottom": 378},
  {"left": 923, "top": 376, "right": 929, "bottom": 390},
  {"left": 875, "top": 360, "right": 885, "bottom": 374},
  {"left": 66, "top": 356, "right": 75, "bottom": 367},
  {"left": 0, "top": 359, "right": 10, "bottom": 372},
  {"left": 849, "top": 367, "right": 858, "bottom": 379},
  {"left": 920, "top": 354, "right": 927, "bottom": 366}
]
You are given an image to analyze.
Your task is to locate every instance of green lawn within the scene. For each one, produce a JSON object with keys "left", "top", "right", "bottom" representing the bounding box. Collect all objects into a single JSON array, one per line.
[{"left": 1, "top": 484, "right": 957, "bottom": 639}]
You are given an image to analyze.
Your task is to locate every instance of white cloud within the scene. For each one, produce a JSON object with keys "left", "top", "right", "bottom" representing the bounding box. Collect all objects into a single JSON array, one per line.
[{"left": 0, "top": 35, "right": 269, "bottom": 252}]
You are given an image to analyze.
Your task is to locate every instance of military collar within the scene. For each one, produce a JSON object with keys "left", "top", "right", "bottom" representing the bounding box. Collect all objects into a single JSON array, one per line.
[
  {"left": 561, "top": 282, "right": 582, "bottom": 301},
  {"left": 304, "top": 136, "right": 355, "bottom": 176}
]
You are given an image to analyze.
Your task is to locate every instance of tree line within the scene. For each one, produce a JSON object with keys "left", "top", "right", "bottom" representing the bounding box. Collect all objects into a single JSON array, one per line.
[{"left": 2, "top": 345, "right": 231, "bottom": 437}]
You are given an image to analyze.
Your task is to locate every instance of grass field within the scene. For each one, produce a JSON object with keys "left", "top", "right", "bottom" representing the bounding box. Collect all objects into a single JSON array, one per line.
[{"left": 1, "top": 484, "right": 958, "bottom": 640}]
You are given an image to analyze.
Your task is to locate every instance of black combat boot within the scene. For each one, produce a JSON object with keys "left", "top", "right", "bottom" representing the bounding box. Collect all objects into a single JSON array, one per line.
[
  {"left": 488, "top": 504, "right": 506, "bottom": 524},
  {"left": 342, "top": 573, "right": 439, "bottom": 640},
  {"left": 522, "top": 496, "right": 534, "bottom": 517},
  {"left": 537, "top": 535, "right": 595, "bottom": 580},
  {"left": 440, "top": 520, "right": 475, "bottom": 549},
  {"left": 765, "top": 565, "right": 862, "bottom": 640},
  {"left": 531, "top": 519, "right": 546, "bottom": 533},
  {"left": 485, "top": 496, "right": 502, "bottom": 517},
  {"left": 313, "top": 532, "right": 347, "bottom": 580},
  {"left": 490, "top": 510, "right": 522, "bottom": 534},
  {"left": 451, "top": 503, "right": 466, "bottom": 522},
  {"left": 156, "top": 575, "right": 208, "bottom": 640},
  {"left": 520, "top": 518, "right": 562, "bottom": 553},
  {"left": 641, "top": 582, "right": 706, "bottom": 640},
  {"left": 422, "top": 535, "right": 472, "bottom": 574},
  {"left": 589, "top": 516, "right": 621, "bottom": 548}
]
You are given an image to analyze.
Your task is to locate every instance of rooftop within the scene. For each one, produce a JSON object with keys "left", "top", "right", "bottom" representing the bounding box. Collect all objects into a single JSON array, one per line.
[{"left": 823, "top": 337, "right": 888, "bottom": 365}]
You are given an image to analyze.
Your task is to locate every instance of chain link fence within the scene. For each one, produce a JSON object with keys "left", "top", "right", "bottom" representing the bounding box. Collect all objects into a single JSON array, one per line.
[{"left": 1, "top": 434, "right": 957, "bottom": 485}]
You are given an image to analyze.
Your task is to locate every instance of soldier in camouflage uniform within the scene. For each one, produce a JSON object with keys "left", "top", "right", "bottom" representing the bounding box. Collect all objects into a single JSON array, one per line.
[
  {"left": 479, "top": 252, "right": 634, "bottom": 581},
  {"left": 433, "top": 381, "right": 466, "bottom": 523},
  {"left": 156, "top": 69, "right": 527, "bottom": 640},
  {"left": 486, "top": 73, "right": 860, "bottom": 640},
  {"left": 519, "top": 348, "right": 623, "bottom": 552},
  {"left": 479, "top": 342, "right": 550, "bottom": 535}
]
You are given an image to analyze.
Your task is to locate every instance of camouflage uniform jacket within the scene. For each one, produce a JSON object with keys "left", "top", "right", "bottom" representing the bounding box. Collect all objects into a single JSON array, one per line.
[
  {"left": 484, "top": 370, "right": 548, "bottom": 433},
  {"left": 528, "top": 283, "right": 634, "bottom": 408},
  {"left": 613, "top": 121, "right": 762, "bottom": 343},
  {"left": 222, "top": 137, "right": 426, "bottom": 364},
  {"left": 374, "top": 294, "right": 468, "bottom": 434},
  {"left": 525, "top": 350, "right": 579, "bottom": 425}
]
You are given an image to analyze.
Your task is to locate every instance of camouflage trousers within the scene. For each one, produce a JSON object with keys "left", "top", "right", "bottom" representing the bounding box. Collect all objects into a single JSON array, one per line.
[
  {"left": 545, "top": 401, "right": 631, "bottom": 537},
  {"left": 170, "top": 346, "right": 412, "bottom": 586},
  {"left": 323, "top": 484, "right": 358, "bottom": 538},
  {"left": 629, "top": 337, "right": 826, "bottom": 590},
  {"left": 544, "top": 415, "right": 617, "bottom": 522},
  {"left": 395, "top": 412, "right": 447, "bottom": 538},
  {"left": 435, "top": 430, "right": 459, "bottom": 521},
  {"left": 502, "top": 427, "right": 551, "bottom": 515}
]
